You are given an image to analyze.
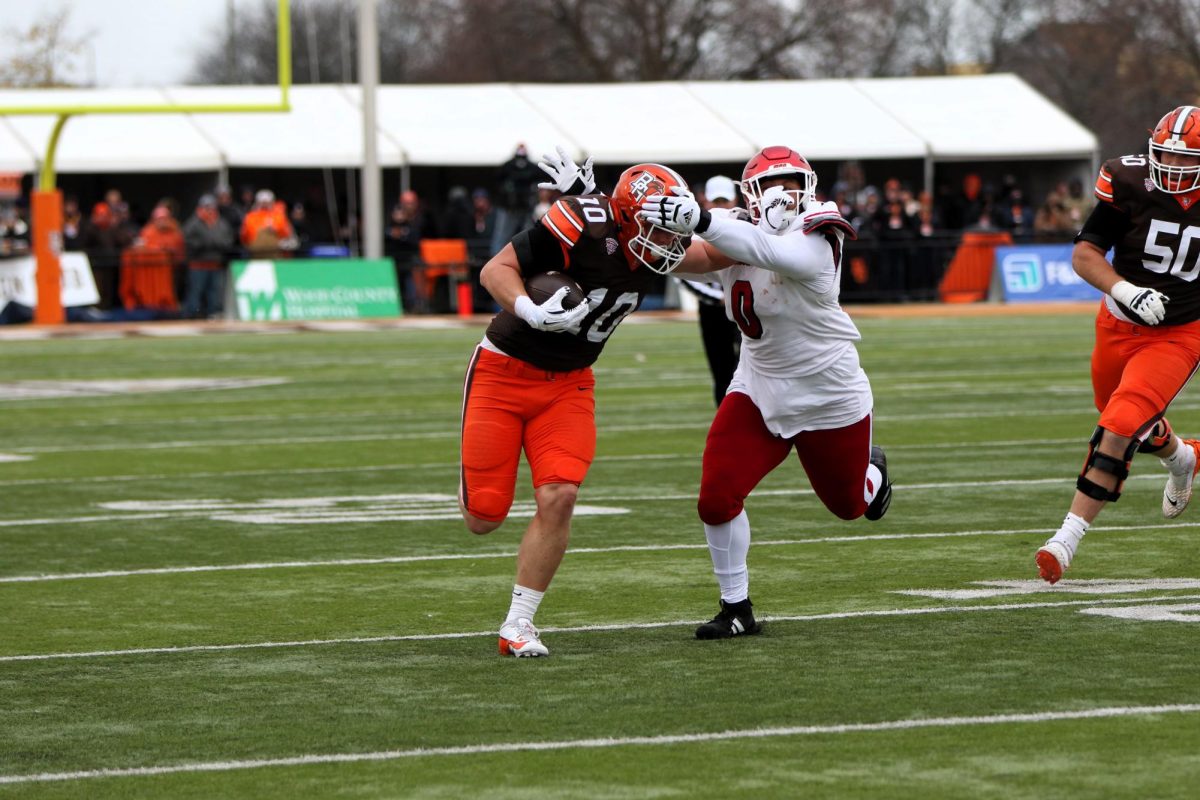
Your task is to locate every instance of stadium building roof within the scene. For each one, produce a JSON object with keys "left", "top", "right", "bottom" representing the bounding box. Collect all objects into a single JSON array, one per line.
[{"left": 0, "top": 74, "right": 1096, "bottom": 175}]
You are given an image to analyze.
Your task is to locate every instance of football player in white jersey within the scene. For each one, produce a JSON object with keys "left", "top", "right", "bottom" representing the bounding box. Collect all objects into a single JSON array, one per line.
[{"left": 638, "top": 146, "right": 892, "bottom": 639}]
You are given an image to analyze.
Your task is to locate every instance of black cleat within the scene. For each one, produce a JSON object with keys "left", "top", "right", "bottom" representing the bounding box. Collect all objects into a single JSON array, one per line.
[
  {"left": 695, "top": 598, "right": 763, "bottom": 640},
  {"left": 864, "top": 445, "right": 893, "bottom": 521}
]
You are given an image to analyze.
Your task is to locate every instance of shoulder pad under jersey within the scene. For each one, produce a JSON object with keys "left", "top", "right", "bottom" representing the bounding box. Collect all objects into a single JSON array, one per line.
[{"left": 540, "top": 194, "right": 615, "bottom": 247}]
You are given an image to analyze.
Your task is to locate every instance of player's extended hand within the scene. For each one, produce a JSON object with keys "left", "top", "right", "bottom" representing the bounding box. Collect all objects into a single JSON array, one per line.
[
  {"left": 537, "top": 146, "right": 596, "bottom": 195},
  {"left": 639, "top": 186, "right": 711, "bottom": 235},
  {"left": 800, "top": 200, "right": 858, "bottom": 240},
  {"left": 514, "top": 287, "right": 590, "bottom": 332},
  {"left": 1111, "top": 280, "right": 1169, "bottom": 325},
  {"left": 758, "top": 185, "right": 799, "bottom": 235}
]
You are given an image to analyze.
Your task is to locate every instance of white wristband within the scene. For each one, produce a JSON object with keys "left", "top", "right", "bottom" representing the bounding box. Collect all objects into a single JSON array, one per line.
[{"left": 513, "top": 295, "right": 540, "bottom": 326}]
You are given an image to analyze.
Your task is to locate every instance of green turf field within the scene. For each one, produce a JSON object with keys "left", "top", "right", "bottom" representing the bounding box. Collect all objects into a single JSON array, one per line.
[{"left": 2, "top": 312, "right": 1199, "bottom": 799}]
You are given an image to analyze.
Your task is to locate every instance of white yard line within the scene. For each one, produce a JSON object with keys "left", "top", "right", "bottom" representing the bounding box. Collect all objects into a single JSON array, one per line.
[
  {"left": 2, "top": 702, "right": 1197, "bottom": 785},
  {"left": 4, "top": 520, "right": 1198, "bottom": 584},
  {"left": 5, "top": 593, "right": 1199, "bottom": 664}
]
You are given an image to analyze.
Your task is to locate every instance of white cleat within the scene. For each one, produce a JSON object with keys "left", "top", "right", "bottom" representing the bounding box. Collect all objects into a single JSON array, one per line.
[
  {"left": 1162, "top": 439, "right": 1200, "bottom": 519},
  {"left": 1035, "top": 540, "right": 1072, "bottom": 585},
  {"left": 498, "top": 618, "right": 549, "bottom": 658}
]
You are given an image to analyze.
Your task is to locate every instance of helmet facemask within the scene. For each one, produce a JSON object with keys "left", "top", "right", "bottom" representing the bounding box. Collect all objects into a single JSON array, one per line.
[
  {"left": 1149, "top": 106, "right": 1200, "bottom": 194},
  {"left": 742, "top": 167, "right": 816, "bottom": 223},
  {"left": 627, "top": 216, "right": 688, "bottom": 274},
  {"left": 1149, "top": 138, "right": 1200, "bottom": 194}
]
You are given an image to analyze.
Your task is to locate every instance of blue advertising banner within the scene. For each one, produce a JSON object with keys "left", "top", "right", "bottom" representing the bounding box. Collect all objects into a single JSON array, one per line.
[{"left": 995, "top": 244, "right": 1104, "bottom": 303}]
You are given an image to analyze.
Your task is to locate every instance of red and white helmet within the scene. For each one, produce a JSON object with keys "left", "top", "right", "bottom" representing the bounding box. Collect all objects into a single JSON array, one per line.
[
  {"left": 1149, "top": 106, "right": 1200, "bottom": 194},
  {"left": 741, "top": 146, "right": 816, "bottom": 222},
  {"left": 609, "top": 163, "right": 691, "bottom": 273}
]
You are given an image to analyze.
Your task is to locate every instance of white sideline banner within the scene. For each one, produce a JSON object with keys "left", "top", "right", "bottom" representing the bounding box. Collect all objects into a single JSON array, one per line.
[{"left": 0, "top": 253, "right": 101, "bottom": 308}]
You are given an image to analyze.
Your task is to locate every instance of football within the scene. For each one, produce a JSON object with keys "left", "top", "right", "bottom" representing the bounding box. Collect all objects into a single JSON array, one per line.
[{"left": 525, "top": 271, "right": 585, "bottom": 309}]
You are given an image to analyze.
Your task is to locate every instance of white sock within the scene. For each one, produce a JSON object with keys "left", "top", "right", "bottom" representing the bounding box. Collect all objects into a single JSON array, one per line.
[
  {"left": 1048, "top": 512, "right": 1089, "bottom": 556},
  {"left": 865, "top": 462, "right": 884, "bottom": 503},
  {"left": 1161, "top": 436, "right": 1196, "bottom": 486},
  {"left": 505, "top": 584, "right": 544, "bottom": 624},
  {"left": 704, "top": 509, "right": 751, "bottom": 603}
]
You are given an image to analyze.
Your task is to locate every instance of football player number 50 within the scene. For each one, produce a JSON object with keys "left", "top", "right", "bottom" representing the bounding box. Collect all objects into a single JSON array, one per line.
[{"left": 1144, "top": 219, "right": 1200, "bottom": 281}]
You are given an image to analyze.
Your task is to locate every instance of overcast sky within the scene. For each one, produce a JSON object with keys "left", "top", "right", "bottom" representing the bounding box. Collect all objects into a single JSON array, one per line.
[{"left": 5, "top": 0, "right": 231, "bottom": 87}]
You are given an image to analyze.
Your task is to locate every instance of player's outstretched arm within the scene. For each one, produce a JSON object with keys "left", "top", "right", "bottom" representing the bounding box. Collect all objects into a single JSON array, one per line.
[
  {"left": 701, "top": 213, "right": 832, "bottom": 281},
  {"left": 673, "top": 238, "right": 735, "bottom": 276}
]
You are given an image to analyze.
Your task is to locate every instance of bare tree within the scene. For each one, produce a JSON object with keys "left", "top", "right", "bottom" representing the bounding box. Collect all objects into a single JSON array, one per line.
[{"left": 0, "top": 8, "right": 90, "bottom": 88}]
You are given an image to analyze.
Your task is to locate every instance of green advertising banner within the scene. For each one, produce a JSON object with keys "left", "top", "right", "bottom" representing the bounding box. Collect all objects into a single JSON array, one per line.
[{"left": 229, "top": 259, "right": 401, "bottom": 321}]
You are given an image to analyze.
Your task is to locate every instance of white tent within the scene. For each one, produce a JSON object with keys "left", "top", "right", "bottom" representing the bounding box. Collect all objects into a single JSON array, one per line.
[
  {"left": 0, "top": 75, "right": 1097, "bottom": 181},
  {"left": 516, "top": 82, "right": 753, "bottom": 164},
  {"left": 854, "top": 74, "right": 1096, "bottom": 161},
  {"left": 368, "top": 85, "right": 562, "bottom": 167},
  {"left": 162, "top": 85, "right": 405, "bottom": 168},
  {"left": 684, "top": 79, "right": 928, "bottom": 160}
]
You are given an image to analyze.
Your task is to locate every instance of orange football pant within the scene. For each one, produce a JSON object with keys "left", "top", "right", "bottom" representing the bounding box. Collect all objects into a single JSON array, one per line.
[
  {"left": 1092, "top": 303, "right": 1200, "bottom": 439},
  {"left": 459, "top": 347, "right": 596, "bottom": 523}
]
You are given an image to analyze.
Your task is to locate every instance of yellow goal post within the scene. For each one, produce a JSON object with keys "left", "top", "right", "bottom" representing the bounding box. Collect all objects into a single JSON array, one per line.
[{"left": 0, "top": 0, "right": 293, "bottom": 323}]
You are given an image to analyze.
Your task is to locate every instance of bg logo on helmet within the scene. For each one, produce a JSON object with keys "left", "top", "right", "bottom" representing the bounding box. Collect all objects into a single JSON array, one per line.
[{"left": 628, "top": 171, "right": 664, "bottom": 201}]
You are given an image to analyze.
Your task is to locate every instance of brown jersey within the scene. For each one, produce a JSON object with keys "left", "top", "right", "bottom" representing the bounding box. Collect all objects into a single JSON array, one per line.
[
  {"left": 1080, "top": 155, "right": 1200, "bottom": 325},
  {"left": 485, "top": 194, "right": 659, "bottom": 372}
]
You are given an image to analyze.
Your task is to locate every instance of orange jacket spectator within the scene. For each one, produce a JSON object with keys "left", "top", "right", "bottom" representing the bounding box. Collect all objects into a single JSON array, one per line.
[
  {"left": 138, "top": 206, "right": 185, "bottom": 265},
  {"left": 240, "top": 190, "right": 296, "bottom": 253}
]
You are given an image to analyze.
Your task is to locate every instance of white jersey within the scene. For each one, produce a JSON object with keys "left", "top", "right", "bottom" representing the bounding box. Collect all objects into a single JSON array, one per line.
[
  {"left": 701, "top": 213, "right": 863, "bottom": 377},
  {"left": 696, "top": 212, "right": 872, "bottom": 436}
]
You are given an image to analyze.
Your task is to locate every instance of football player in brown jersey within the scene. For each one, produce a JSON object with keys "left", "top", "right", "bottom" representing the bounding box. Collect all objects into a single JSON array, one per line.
[
  {"left": 459, "top": 153, "right": 692, "bottom": 656},
  {"left": 1037, "top": 105, "right": 1200, "bottom": 584}
]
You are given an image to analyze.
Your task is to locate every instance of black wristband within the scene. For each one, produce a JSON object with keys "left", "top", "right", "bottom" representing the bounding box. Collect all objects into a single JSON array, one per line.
[{"left": 695, "top": 209, "right": 712, "bottom": 234}]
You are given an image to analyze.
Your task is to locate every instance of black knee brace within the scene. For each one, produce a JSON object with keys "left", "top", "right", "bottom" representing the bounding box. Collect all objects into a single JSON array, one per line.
[{"left": 1077, "top": 426, "right": 1138, "bottom": 502}]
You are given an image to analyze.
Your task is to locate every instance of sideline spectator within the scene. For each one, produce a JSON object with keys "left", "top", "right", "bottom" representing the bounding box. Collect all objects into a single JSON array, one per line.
[
  {"left": 139, "top": 206, "right": 186, "bottom": 266},
  {"left": 385, "top": 189, "right": 433, "bottom": 308},
  {"left": 289, "top": 202, "right": 311, "bottom": 255},
  {"left": 81, "top": 201, "right": 135, "bottom": 309},
  {"left": 182, "top": 194, "right": 234, "bottom": 320},
  {"left": 140, "top": 205, "right": 187, "bottom": 302},
  {"left": 0, "top": 203, "right": 30, "bottom": 258},
  {"left": 215, "top": 184, "right": 244, "bottom": 236},
  {"left": 1034, "top": 186, "right": 1075, "bottom": 236},
  {"left": 63, "top": 197, "right": 83, "bottom": 251},
  {"left": 943, "top": 173, "right": 986, "bottom": 230},
  {"left": 1062, "top": 178, "right": 1093, "bottom": 231},
  {"left": 490, "top": 143, "right": 541, "bottom": 254},
  {"left": 872, "top": 178, "right": 917, "bottom": 295},
  {"left": 240, "top": 190, "right": 297, "bottom": 258},
  {"left": 995, "top": 187, "right": 1035, "bottom": 236},
  {"left": 439, "top": 186, "right": 473, "bottom": 240},
  {"left": 467, "top": 188, "right": 496, "bottom": 264}
]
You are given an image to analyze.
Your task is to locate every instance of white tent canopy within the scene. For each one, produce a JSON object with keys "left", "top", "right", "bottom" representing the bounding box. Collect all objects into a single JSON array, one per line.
[
  {"left": 0, "top": 74, "right": 1096, "bottom": 176},
  {"left": 854, "top": 74, "right": 1095, "bottom": 161},
  {"left": 684, "top": 79, "right": 928, "bottom": 160}
]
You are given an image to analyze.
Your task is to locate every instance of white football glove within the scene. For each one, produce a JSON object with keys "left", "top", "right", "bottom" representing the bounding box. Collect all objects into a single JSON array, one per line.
[
  {"left": 758, "top": 185, "right": 799, "bottom": 235},
  {"left": 638, "top": 186, "right": 709, "bottom": 235},
  {"left": 537, "top": 146, "right": 596, "bottom": 195},
  {"left": 1111, "top": 280, "right": 1169, "bottom": 325},
  {"left": 513, "top": 287, "right": 590, "bottom": 332}
]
